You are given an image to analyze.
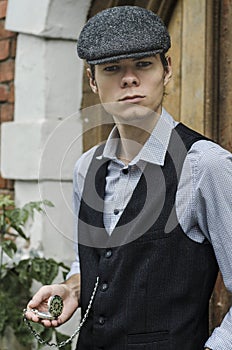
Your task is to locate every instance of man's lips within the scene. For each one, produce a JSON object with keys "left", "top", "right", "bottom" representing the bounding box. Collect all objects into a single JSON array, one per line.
[{"left": 118, "top": 95, "right": 145, "bottom": 103}]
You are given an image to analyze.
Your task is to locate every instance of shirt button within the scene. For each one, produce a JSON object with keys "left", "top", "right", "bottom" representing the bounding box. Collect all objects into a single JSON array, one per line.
[
  {"left": 122, "top": 168, "right": 129, "bottom": 174},
  {"left": 101, "top": 283, "right": 108, "bottom": 291},
  {"left": 114, "top": 209, "right": 119, "bottom": 215},
  {"left": 105, "top": 249, "right": 112, "bottom": 258},
  {"left": 98, "top": 316, "right": 105, "bottom": 325}
]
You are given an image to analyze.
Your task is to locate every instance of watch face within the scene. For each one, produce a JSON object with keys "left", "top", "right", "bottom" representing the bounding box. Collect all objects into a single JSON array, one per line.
[{"left": 48, "top": 295, "right": 63, "bottom": 318}]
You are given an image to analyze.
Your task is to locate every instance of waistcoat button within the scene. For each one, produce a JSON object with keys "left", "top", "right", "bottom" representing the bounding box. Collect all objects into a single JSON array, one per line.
[
  {"left": 101, "top": 283, "right": 108, "bottom": 291},
  {"left": 98, "top": 316, "right": 105, "bottom": 325},
  {"left": 114, "top": 209, "right": 119, "bottom": 215},
  {"left": 105, "top": 249, "right": 112, "bottom": 258}
]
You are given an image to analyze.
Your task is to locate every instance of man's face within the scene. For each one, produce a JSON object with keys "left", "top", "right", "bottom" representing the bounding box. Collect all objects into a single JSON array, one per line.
[{"left": 87, "top": 55, "right": 172, "bottom": 122}]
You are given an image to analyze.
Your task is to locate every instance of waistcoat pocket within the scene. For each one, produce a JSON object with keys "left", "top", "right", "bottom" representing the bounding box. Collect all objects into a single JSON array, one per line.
[{"left": 127, "top": 331, "right": 169, "bottom": 349}]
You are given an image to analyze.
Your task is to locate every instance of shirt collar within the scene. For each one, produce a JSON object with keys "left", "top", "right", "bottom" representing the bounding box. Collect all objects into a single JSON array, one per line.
[{"left": 97, "top": 108, "right": 178, "bottom": 166}]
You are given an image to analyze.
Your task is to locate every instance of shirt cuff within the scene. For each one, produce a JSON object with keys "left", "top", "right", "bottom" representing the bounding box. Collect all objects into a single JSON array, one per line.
[{"left": 66, "top": 260, "right": 80, "bottom": 279}]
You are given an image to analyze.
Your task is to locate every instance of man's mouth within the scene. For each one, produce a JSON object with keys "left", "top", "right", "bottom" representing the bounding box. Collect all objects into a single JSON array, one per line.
[{"left": 118, "top": 95, "right": 145, "bottom": 103}]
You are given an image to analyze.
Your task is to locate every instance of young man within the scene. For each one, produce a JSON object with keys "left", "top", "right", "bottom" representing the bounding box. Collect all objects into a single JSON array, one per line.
[{"left": 25, "top": 6, "right": 232, "bottom": 350}]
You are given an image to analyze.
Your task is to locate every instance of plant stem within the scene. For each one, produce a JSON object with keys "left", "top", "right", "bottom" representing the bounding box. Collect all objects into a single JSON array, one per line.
[
  {"left": 0, "top": 246, "right": 3, "bottom": 280},
  {"left": 0, "top": 204, "right": 6, "bottom": 280}
]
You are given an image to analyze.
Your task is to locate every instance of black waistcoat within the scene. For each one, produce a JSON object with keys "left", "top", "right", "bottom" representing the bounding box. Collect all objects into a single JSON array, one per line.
[{"left": 76, "top": 123, "right": 218, "bottom": 350}]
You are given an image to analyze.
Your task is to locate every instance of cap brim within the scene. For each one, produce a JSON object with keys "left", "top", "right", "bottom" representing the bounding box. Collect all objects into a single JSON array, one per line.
[{"left": 86, "top": 49, "right": 164, "bottom": 65}]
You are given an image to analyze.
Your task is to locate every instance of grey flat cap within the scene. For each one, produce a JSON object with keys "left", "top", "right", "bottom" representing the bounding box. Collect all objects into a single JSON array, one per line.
[{"left": 77, "top": 6, "right": 171, "bottom": 65}]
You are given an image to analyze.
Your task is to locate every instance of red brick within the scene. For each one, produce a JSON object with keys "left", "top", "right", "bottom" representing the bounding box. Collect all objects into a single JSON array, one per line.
[
  {"left": 0, "top": 39, "right": 10, "bottom": 60},
  {"left": 0, "top": 1, "right": 7, "bottom": 19},
  {"left": 6, "top": 179, "right": 14, "bottom": 190},
  {"left": 0, "top": 102, "right": 14, "bottom": 122},
  {"left": 8, "top": 81, "right": 13, "bottom": 102},
  {"left": 10, "top": 36, "right": 17, "bottom": 58},
  {"left": 0, "top": 60, "right": 14, "bottom": 82},
  {"left": 0, "top": 177, "right": 14, "bottom": 191},
  {"left": 0, "top": 189, "right": 13, "bottom": 196},
  {"left": 0, "top": 176, "right": 7, "bottom": 188},
  {"left": 0, "top": 20, "right": 14, "bottom": 39},
  {"left": 0, "top": 83, "right": 8, "bottom": 101}
]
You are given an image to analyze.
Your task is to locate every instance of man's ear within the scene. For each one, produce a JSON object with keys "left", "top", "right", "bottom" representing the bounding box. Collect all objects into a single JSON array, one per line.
[
  {"left": 87, "top": 68, "right": 98, "bottom": 94},
  {"left": 164, "top": 56, "right": 172, "bottom": 86}
]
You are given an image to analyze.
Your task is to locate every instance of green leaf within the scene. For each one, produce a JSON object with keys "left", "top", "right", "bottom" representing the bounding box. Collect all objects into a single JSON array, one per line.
[
  {"left": 10, "top": 223, "right": 29, "bottom": 240},
  {"left": 14, "top": 259, "right": 32, "bottom": 287},
  {"left": 58, "top": 262, "right": 70, "bottom": 270},
  {"left": 0, "top": 255, "right": 71, "bottom": 347},
  {"left": 58, "top": 262, "right": 70, "bottom": 280},
  {"left": 41, "top": 199, "right": 54, "bottom": 208},
  {"left": 1, "top": 198, "right": 54, "bottom": 243},
  {"left": 22, "top": 200, "right": 54, "bottom": 221},
  {"left": 37, "top": 327, "right": 54, "bottom": 349},
  {"left": 31, "top": 258, "right": 59, "bottom": 285},
  {"left": 0, "top": 195, "right": 14, "bottom": 208},
  {"left": 6, "top": 207, "right": 26, "bottom": 225},
  {"left": 0, "top": 197, "right": 72, "bottom": 348},
  {"left": 0, "top": 301, "right": 8, "bottom": 333},
  {"left": 1, "top": 240, "right": 17, "bottom": 258},
  {"left": 55, "top": 330, "right": 72, "bottom": 350}
]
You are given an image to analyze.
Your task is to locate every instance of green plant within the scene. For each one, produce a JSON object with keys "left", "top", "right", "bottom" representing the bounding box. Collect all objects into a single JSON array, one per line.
[{"left": 0, "top": 195, "right": 71, "bottom": 349}]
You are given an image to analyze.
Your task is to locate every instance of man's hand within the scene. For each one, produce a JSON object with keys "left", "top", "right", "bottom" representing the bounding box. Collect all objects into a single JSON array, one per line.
[{"left": 25, "top": 273, "right": 80, "bottom": 327}]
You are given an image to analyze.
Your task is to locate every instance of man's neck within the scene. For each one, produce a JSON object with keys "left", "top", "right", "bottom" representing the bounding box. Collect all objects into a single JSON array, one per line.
[{"left": 115, "top": 113, "right": 161, "bottom": 165}]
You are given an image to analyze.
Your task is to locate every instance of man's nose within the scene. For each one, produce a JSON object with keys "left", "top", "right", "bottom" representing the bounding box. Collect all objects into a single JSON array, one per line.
[{"left": 121, "top": 68, "right": 140, "bottom": 88}]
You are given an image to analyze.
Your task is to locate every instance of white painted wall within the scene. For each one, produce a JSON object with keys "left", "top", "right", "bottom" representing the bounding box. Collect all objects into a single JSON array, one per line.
[
  {"left": 12, "top": 34, "right": 83, "bottom": 121},
  {"left": 1, "top": 0, "right": 92, "bottom": 348},
  {"left": 5, "top": 0, "right": 90, "bottom": 39}
]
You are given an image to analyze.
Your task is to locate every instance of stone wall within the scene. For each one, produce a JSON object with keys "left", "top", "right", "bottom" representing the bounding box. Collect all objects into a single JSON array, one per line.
[
  {"left": 1, "top": 1, "right": 92, "bottom": 347},
  {"left": 0, "top": 0, "right": 15, "bottom": 195}
]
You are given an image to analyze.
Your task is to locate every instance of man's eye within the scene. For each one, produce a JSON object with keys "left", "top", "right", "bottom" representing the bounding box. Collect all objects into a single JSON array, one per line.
[
  {"left": 104, "top": 65, "right": 120, "bottom": 72},
  {"left": 136, "top": 61, "right": 152, "bottom": 68}
]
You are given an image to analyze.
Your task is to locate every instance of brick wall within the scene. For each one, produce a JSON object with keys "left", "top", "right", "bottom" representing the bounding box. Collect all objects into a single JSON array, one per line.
[{"left": 0, "top": 0, "right": 15, "bottom": 194}]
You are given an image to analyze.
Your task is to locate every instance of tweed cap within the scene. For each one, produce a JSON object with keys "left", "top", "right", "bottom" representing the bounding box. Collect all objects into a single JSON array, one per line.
[{"left": 77, "top": 6, "right": 171, "bottom": 65}]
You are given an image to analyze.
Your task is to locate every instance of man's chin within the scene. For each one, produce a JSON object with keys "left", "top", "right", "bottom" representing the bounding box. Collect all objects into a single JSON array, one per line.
[{"left": 102, "top": 102, "right": 156, "bottom": 125}]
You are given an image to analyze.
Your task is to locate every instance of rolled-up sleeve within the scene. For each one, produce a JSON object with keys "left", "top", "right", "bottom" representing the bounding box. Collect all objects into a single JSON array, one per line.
[
  {"left": 192, "top": 143, "right": 232, "bottom": 349},
  {"left": 66, "top": 146, "right": 98, "bottom": 279}
]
